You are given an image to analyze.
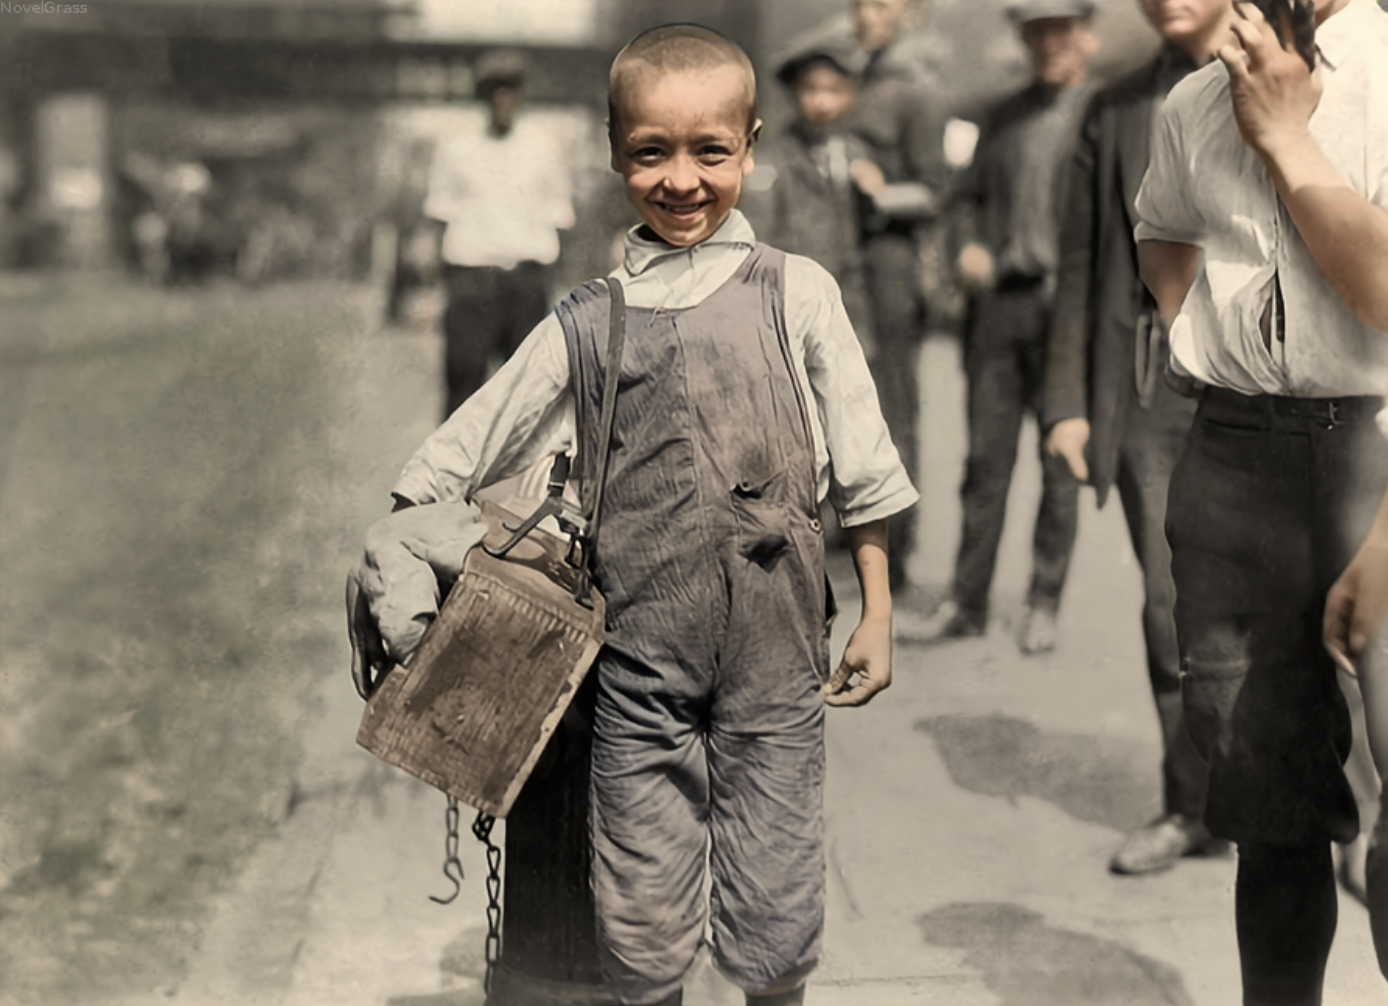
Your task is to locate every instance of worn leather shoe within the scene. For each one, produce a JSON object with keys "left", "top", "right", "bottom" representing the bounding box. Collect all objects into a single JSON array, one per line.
[
  {"left": 1018, "top": 607, "right": 1058, "bottom": 655},
  {"left": 1109, "top": 814, "right": 1230, "bottom": 875},
  {"left": 895, "top": 599, "right": 985, "bottom": 644}
]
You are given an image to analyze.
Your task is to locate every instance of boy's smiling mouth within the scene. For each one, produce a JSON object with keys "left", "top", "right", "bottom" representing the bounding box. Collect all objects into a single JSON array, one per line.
[{"left": 657, "top": 200, "right": 711, "bottom": 216}]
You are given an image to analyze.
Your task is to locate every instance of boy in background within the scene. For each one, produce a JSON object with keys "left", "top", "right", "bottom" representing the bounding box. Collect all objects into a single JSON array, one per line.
[{"left": 743, "top": 41, "right": 878, "bottom": 358}]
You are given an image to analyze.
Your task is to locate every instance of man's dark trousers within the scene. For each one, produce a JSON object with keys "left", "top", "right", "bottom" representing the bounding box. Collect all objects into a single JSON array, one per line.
[
  {"left": 864, "top": 230, "right": 924, "bottom": 593},
  {"left": 953, "top": 278, "right": 1078, "bottom": 622},
  {"left": 1167, "top": 389, "right": 1388, "bottom": 848},
  {"left": 441, "top": 260, "right": 550, "bottom": 417},
  {"left": 1114, "top": 382, "right": 1205, "bottom": 819}
]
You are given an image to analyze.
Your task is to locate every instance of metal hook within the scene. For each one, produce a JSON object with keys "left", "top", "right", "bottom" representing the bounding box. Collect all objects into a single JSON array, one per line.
[{"left": 429, "top": 858, "right": 465, "bottom": 905}]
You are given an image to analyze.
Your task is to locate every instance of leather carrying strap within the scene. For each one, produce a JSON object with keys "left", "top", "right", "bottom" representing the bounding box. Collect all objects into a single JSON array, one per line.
[{"left": 573, "top": 276, "right": 626, "bottom": 605}]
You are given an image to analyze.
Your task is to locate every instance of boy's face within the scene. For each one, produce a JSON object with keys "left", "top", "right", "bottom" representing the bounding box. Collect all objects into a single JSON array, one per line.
[
  {"left": 1020, "top": 17, "right": 1095, "bottom": 89},
  {"left": 794, "top": 63, "right": 856, "bottom": 128},
  {"left": 610, "top": 65, "right": 757, "bottom": 249}
]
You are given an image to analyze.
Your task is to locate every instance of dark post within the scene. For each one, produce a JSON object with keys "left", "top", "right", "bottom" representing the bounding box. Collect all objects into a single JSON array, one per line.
[{"left": 488, "top": 680, "right": 617, "bottom": 1006}]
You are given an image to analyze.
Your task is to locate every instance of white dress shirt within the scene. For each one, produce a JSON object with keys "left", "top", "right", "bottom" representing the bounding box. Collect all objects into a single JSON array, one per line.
[
  {"left": 393, "top": 210, "right": 918, "bottom": 528},
  {"left": 424, "top": 113, "right": 575, "bottom": 269},
  {"left": 1134, "top": 0, "right": 1388, "bottom": 399}
]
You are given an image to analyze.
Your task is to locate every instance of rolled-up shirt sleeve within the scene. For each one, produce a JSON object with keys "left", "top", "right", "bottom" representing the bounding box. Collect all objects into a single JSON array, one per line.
[
  {"left": 1134, "top": 98, "right": 1205, "bottom": 245},
  {"left": 785, "top": 255, "right": 919, "bottom": 527},
  {"left": 392, "top": 314, "right": 575, "bottom": 505}
]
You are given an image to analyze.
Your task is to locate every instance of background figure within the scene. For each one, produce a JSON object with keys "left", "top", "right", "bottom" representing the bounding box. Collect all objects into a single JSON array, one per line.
[
  {"left": 424, "top": 49, "right": 575, "bottom": 418},
  {"left": 1040, "top": 0, "right": 1229, "bottom": 876},
  {"left": 901, "top": 0, "right": 1092, "bottom": 654},
  {"left": 848, "top": 0, "right": 950, "bottom": 594},
  {"left": 743, "top": 41, "right": 878, "bottom": 359}
]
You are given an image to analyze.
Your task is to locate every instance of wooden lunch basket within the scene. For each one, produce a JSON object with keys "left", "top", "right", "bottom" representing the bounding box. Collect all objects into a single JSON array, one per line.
[{"left": 356, "top": 278, "right": 626, "bottom": 818}]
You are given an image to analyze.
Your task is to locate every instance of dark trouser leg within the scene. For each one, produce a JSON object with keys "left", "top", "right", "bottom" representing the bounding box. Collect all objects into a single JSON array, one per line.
[
  {"left": 503, "top": 260, "right": 554, "bottom": 356},
  {"left": 441, "top": 261, "right": 552, "bottom": 418},
  {"left": 1114, "top": 386, "right": 1205, "bottom": 818},
  {"left": 952, "top": 292, "right": 1027, "bottom": 620},
  {"left": 1236, "top": 842, "right": 1337, "bottom": 1006},
  {"left": 441, "top": 264, "right": 507, "bottom": 417},
  {"left": 863, "top": 233, "right": 923, "bottom": 592},
  {"left": 1019, "top": 313, "right": 1077, "bottom": 612}
]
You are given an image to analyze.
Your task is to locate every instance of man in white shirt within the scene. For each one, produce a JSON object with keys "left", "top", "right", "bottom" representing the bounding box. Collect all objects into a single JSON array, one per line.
[
  {"left": 1136, "top": 0, "right": 1388, "bottom": 999},
  {"left": 425, "top": 49, "right": 575, "bottom": 417}
]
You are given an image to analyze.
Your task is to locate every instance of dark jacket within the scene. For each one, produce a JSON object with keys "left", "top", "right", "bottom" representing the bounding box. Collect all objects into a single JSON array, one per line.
[
  {"left": 741, "top": 125, "right": 876, "bottom": 347},
  {"left": 951, "top": 80, "right": 1093, "bottom": 286},
  {"left": 1041, "top": 50, "right": 1194, "bottom": 506}
]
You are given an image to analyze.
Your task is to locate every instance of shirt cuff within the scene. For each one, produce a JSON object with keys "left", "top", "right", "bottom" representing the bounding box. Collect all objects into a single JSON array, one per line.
[
  {"left": 1133, "top": 220, "right": 1203, "bottom": 246},
  {"left": 837, "top": 485, "right": 921, "bottom": 529}
]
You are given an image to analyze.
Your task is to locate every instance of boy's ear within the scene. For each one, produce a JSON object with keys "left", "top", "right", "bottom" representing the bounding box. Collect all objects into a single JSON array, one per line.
[
  {"left": 606, "top": 118, "right": 620, "bottom": 172},
  {"left": 749, "top": 118, "right": 764, "bottom": 146}
]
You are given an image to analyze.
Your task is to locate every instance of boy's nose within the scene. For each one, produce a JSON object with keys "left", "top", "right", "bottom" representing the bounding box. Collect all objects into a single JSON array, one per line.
[{"left": 662, "top": 155, "right": 700, "bottom": 194}]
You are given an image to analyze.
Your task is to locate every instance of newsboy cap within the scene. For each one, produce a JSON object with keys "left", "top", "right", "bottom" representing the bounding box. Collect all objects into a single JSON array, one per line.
[
  {"left": 774, "top": 38, "right": 866, "bottom": 87},
  {"left": 1005, "top": 0, "right": 1095, "bottom": 23}
]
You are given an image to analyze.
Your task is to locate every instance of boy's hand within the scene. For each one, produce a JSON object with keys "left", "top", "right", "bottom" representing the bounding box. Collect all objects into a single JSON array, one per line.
[
  {"left": 1325, "top": 541, "right": 1388, "bottom": 675},
  {"left": 345, "top": 501, "right": 489, "bottom": 700},
  {"left": 824, "top": 615, "right": 892, "bottom": 707},
  {"left": 348, "top": 571, "right": 391, "bottom": 699},
  {"left": 1219, "top": 1, "right": 1322, "bottom": 158}
]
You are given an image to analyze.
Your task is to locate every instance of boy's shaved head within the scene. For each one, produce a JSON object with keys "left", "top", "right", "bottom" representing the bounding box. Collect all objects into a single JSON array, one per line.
[{"left": 608, "top": 23, "right": 758, "bottom": 137}]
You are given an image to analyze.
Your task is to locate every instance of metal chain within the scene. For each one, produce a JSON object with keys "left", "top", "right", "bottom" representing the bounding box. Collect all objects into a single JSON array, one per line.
[
  {"left": 427, "top": 799, "right": 502, "bottom": 994},
  {"left": 472, "top": 810, "right": 503, "bottom": 995},
  {"left": 429, "top": 796, "right": 466, "bottom": 906}
]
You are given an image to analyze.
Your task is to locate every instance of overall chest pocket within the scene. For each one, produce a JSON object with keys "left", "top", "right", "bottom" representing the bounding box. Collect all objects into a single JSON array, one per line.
[{"left": 730, "top": 470, "right": 797, "bottom": 570}]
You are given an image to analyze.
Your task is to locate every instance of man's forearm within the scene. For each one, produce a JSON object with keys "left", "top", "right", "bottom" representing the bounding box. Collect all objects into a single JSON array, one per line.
[{"left": 1260, "top": 131, "right": 1388, "bottom": 332}]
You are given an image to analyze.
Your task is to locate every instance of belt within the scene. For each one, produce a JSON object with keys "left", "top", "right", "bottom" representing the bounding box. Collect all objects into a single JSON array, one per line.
[
  {"left": 994, "top": 272, "right": 1047, "bottom": 293},
  {"left": 1200, "top": 385, "right": 1384, "bottom": 429}
]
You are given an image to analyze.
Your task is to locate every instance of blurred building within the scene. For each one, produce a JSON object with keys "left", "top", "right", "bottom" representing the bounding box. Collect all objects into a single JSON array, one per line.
[{"left": 0, "top": 0, "right": 1161, "bottom": 278}]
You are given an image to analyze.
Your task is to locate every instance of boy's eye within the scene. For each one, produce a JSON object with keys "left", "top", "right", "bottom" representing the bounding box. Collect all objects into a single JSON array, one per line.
[
  {"left": 698, "top": 145, "right": 732, "bottom": 163},
  {"left": 630, "top": 146, "right": 664, "bottom": 162}
]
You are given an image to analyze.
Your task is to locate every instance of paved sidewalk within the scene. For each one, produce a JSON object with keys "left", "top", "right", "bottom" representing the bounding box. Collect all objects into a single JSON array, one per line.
[{"left": 167, "top": 333, "right": 1384, "bottom": 1006}]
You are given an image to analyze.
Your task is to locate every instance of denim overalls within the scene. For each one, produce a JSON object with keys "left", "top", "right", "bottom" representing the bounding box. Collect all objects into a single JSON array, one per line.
[{"left": 559, "top": 245, "right": 830, "bottom": 1003}]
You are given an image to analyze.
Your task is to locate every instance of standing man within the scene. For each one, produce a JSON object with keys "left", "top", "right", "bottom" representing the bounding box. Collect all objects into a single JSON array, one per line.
[
  {"left": 1040, "top": 0, "right": 1233, "bottom": 874},
  {"left": 848, "top": 0, "right": 950, "bottom": 594},
  {"left": 425, "top": 49, "right": 575, "bottom": 417},
  {"left": 1136, "top": 0, "right": 1388, "bottom": 997},
  {"left": 903, "top": 0, "right": 1094, "bottom": 654}
]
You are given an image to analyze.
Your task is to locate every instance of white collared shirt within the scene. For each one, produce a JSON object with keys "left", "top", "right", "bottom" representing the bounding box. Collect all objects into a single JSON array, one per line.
[
  {"left": 1133, "top": 0, "right": 1388, "bottom": 398},
  {"left": 424, "top": 113, "right": 575, "bottom": 269},
  {"left": 393, "top": 210, "right": 918, "bottom": 527}
]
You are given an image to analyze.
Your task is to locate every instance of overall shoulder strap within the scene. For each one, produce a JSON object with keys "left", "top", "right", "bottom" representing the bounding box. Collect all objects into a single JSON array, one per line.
[{"left": 573, "top": 277, "right": 625, "bottom": 605}]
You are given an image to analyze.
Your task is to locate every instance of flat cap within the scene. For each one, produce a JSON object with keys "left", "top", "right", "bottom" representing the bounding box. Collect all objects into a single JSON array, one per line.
[
  {"left": 774, "top": 39, "right": 866, "bottom": 87},
  {"left": 1005, "top": 0, "right": 1095, "bottom": 23}
]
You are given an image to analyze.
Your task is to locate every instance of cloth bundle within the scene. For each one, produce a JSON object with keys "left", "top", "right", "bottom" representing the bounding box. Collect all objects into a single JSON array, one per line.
[{"left": 346, "top": 501, "right": 490, "bottom": 699}]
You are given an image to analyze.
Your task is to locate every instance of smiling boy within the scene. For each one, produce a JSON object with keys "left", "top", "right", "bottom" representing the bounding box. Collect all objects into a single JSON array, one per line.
[{"left": 376, "top": 23, "right": 916, "bottom": 1006}]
